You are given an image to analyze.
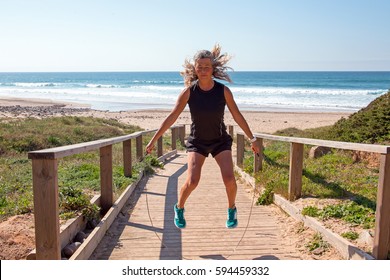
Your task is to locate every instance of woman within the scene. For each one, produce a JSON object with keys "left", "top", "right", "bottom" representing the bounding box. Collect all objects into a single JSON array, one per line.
[{"left": 145, "top": 44, "right": 260, "bottom": 229}]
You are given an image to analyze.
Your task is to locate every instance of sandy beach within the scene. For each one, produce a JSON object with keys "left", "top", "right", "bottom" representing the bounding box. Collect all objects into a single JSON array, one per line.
[{"left": 0, "top": 97, "right": 352, "bottom": 134}]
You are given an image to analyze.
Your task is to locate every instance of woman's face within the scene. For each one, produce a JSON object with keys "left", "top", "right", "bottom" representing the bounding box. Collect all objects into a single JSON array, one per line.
[{"left": 195, "top": 58, "right": 213, "bottom": 81}]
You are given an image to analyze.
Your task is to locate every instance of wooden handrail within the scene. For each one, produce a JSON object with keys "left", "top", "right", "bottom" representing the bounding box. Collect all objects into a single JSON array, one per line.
[
  {"left": 234, "top": 128, "right": 390, "bottom": 260},
  {"left": 28, "top": 130, "right": 158, "bottom": 160},
  {"left": 253, "top": 132, "right": 390, "bottom": 154},
  {"left": 28, "top": 126, "right": 183, "bottom": 260}
]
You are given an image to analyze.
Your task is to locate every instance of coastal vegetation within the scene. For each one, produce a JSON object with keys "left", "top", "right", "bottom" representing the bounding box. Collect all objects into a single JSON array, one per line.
[
  {"left": 277, "top": 90, "right": 390, "bottom": 145},
  {"left": 245, "top": 91, "right": 390, "bottom": 236},
  {"left": 0, "top": 116, "right": 162, "bottom": 221},
  {"left": 247, "top": 90, "right": 389, "bottom": 239}
]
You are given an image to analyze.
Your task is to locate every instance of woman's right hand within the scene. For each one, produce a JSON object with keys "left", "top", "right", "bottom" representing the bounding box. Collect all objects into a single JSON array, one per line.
[{"left": 145, "top": 141, "right": 155, "bottom": 154}]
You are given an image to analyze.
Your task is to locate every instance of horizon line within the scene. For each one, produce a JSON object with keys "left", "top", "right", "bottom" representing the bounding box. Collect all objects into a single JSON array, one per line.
[{"left": 1, "top": 70, "right": 390, "bottom": 73}]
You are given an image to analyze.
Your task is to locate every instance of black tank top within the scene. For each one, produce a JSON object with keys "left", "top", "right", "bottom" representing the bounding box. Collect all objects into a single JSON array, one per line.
[{"left": 187, "top": 80, "right": 228, "bottom": 141}]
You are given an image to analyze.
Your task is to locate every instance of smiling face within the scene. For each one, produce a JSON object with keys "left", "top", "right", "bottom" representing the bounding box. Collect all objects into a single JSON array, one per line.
[{"left": 195, "top": 58, "right": 214, "bottom": 82}]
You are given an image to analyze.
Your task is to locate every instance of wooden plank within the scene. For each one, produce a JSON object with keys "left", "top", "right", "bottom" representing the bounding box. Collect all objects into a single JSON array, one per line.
[
  {"left": 100, "top": 145, "right": 113, "bottom": 213},
  {"left": 28, "top": 129, "right": 158, "bottom": 160},
  {"left": 32, "top": 159, "right": 61, "bottom": 260},
  {"left": 123, "top": 139, "right": 132, "bottom": 177},
  {"left": 228, "top": 125, "right": 234, "bottom": 139},
  {"left": 179, "top": 126, "right": 185, "bottom": 146},
  {"left": 252, "top": 132, "right": 390, "bottom": 154},
  {"left": 253, "top": 138, "right": 263, "bottom": 172},
  {"left": 136, "top": 135, "right": 143, "bottom": 160},
  {"left": 157, "top": 137, "right": 163, "bottom": 157},
  {"left": 171, "top": 127, "right": 177, "bottom": 150},
  {"left": 236, "top": 133, "right": 245, "bottom": 167},
  {"left": 28, "top": 132, "right": 141, "bottom": 160},
  {"left": 157, "top": 150, "right": 177, "bottom": 163},
  {"left": 373, "top": 153, "right": 390, "bottom": 259},
  {"left": 288, "top": 143, "right": 304, "bottom": 201}
]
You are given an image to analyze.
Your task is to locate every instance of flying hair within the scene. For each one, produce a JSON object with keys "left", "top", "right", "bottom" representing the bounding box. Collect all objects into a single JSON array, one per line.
[{"left": 180, "top": 44, "right": 234, "bottom": 87}]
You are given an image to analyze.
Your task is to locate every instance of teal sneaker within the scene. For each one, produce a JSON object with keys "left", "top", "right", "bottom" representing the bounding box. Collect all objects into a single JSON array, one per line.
[
  {"left": 174, "top": 203, "right": 186, "bottom": 229},
  {"left": 226, "top": 207, "right": 238, "bottom": 228}
]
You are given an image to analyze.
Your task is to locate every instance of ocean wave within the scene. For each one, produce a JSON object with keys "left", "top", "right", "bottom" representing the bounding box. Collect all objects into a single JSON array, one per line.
[
  {"left": 85, "top": 84, "right": 120, "bottom": 88},
  {"left": 131, "top": 80, "right": 183, "bottom": 85},
  {"left": 231, "top": 86, "right": 386, "bottom": 96},
  {"left": 0, "top": 82, "right": 64, "bottom": 87}
]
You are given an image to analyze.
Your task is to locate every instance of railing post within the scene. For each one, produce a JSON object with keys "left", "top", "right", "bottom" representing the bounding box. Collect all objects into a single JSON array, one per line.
[
  {"left": 171, "top": 127, "right": 177, "bottom": 150},
  {"left": 289, "top": 142, "right": 304, "bottom": 201},
  {"left": 228, "top": 125, "right": 234, "bottom": 139},
  {"left": 157, "top": 136, "right": 163, "bottom": 157},
  {"left": 100, "top": 145, "right": 113, "bottom": 213},
  {"left": 237, "top": 133, "right": 245, "bottom": 167},
  {"left": 136, "top": 134, "right": 143, "bottom": 160},
  {"left": 373, "top": 153, "right": 390, "bottom": 259},
  {"left": 32, "top": 159, "right": 61, "bottom": 260},
  {"left": 179, "top": 125, "right": 185, "bottom": 146},
  {"left": 123, "top": 139, "right": 132, "bottom": 177},
  {"left": 253, "top": 138, "right": 263, "bottom": 172}
]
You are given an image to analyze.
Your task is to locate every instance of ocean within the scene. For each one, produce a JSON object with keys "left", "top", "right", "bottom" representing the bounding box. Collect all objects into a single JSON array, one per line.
[{"left": 0, "top": 71, "right": 389, "bottom": 112}]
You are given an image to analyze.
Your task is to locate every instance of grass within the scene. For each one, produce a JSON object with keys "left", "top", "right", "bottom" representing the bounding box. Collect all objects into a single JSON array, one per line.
[
  {"left": 301, "top": 201, "right": 375, "bottom": 229},
  {"left": 0, "top": 116, "right": 172, "bottom": 221},
  {"left": 305, "top": 233, "right": 330, "bottom": 252}
]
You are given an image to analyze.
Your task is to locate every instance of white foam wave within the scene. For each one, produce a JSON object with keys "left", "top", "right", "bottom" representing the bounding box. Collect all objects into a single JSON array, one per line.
[
  {"left": 231, "top": 86, "right": 385, "bottom": 96},
  {"left": 1, "top": 84, "right": 386, "bottom": 112},
  {"left": 2, "top": 82, "right": 63, "bottom": 87},
  {"left": 85, "top": 84, "right": 119, "bottom": 88}
]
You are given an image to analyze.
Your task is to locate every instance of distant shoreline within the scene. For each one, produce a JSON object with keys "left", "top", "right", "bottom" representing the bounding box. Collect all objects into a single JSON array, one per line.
[
  {"left": 0, "top": 97, "right": 353, "bottom": 134},
  {"left": 0, "top": 96, "right": 356, "bottom": 114}
]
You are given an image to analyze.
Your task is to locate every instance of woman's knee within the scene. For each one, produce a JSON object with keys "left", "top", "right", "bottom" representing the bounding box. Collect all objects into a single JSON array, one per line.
[
  {"left": 185, "top": 176, "right": 200, "bottom": 190},
  {"left": 222, "top": 172, "right": 236, "bottom": 185}
]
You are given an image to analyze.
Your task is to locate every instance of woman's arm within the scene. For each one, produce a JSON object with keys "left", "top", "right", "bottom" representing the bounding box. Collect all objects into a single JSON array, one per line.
[
  {"left": 145, "top": 88, "right": 190, "bottom": 154},
  {"left": 224, "top": 86, "right": 261, "bottom": 154}
]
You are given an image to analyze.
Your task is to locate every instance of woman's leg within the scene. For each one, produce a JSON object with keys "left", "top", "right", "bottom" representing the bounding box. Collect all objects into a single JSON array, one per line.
[
  {"left": 214, "top": 150, "right": 237, "bottom": 209},
  {"left": 177, "top": 151, "right": 206, "bottom": 208}
]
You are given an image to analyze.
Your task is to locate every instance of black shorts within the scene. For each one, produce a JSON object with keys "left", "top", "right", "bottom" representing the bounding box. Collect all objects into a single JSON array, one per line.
[{"left": 185, "top": 135, "right": 233, "bottom": 158}]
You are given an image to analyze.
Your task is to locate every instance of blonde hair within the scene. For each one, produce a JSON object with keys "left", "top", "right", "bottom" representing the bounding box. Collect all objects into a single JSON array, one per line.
[{"left": 180, "top": 44, "right": 233, "bottom": 87}]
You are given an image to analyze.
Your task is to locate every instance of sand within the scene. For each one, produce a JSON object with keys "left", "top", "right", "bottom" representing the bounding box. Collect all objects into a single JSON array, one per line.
[{"left": 0, "top": 97, "right": 353, "bottom": 134}]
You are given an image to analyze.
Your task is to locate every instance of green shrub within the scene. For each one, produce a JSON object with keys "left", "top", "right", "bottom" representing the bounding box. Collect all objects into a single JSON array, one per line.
[
  {"left": 305, "top": 233, "right": 329, "bottom": 252},
  {"left": 341, "top": 231, "right": 359, "bottom": 241},
  {"left": 257, "top": 185, "right": 274, "bottom": 205}
]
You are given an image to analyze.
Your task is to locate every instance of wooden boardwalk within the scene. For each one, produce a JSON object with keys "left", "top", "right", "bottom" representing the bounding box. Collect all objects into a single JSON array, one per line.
[{"left": 90, "top": 152, "right": 302, "bottom": 260}]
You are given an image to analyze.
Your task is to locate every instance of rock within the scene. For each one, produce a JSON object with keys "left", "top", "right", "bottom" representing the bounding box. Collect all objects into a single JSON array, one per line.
[
  {"left": 86, "top": 219, "right": 98, "bottom": 229},
  {"left": 74, "top": 231, "right": 87, "bottom": 243},
  {"left": 309, "top": 146, "right": 332, "bottom": 159},
  {"left": 352, "top": 151, "right": 380, "bottom": 167},
  {"left": 0, "top": 105, "right": 91, "bottom": 118},
  {"left": 312, "top": 247, "right": 325, "bottom": 255},
  {"left": 357, "top": 230, "right": 374, "bottom": 246},
  {"left": 62, "top": 242, "right": 82, "bottom": 258}
]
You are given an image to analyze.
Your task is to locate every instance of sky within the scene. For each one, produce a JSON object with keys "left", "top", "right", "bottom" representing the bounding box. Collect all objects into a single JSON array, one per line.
[{"left": 1, "top": 0, "right": 389, "bottom": 72}]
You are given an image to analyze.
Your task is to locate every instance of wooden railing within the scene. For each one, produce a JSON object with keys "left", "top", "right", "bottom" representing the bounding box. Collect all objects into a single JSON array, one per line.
[
  {"left": 235, "top": 130, "right": 390, "bottom": 260},
  {"left": 28, "top": 121, "right": 389, "bottom": 260},
  {"left": 28, "top": 125, "right": 185, "bottom": 260}
]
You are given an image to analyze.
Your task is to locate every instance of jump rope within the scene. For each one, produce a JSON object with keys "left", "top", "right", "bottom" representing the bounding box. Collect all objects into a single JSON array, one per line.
[{"left": 141, "top": 153, "right": 257, "bottom": 260}]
